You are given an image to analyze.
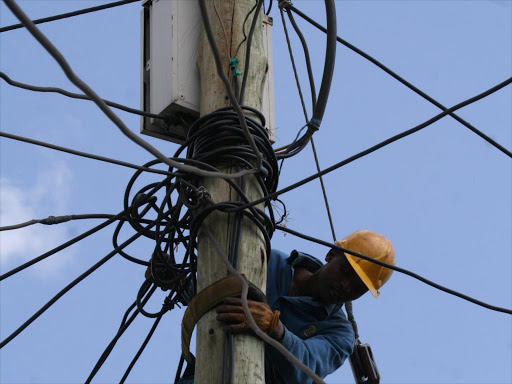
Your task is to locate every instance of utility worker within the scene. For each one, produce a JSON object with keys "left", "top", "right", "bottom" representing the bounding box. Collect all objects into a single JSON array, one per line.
[{"left": 216, "top": 229, "right": 395, "bottom": 383}]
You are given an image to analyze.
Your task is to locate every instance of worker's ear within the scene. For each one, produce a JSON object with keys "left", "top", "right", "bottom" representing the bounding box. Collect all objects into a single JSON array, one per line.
[{"left": 326, "top": 240, "right": 346, "bottom": 262}]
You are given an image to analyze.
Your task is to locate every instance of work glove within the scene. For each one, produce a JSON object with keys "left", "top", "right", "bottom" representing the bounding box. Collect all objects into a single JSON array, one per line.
[{"left": 216, "top": 297, "right": 284, "bottom": 341}]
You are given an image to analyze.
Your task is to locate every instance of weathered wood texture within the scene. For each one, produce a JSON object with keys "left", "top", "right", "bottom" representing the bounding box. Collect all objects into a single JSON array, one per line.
[{"left": 195, "top": 1, "right": 268, "bottom": 384}]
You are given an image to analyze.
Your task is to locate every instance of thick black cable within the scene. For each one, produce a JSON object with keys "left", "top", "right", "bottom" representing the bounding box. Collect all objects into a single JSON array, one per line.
[
  {"left": 305, "top": 0, "right": 336, "bottom": 130},
  {"left": 0, "top": 0, "right": 139, "bottom": 33},
  {"left": 119, "top": 314, "right": 163, "bottom": 384},
  {"left": 288, "top": 5, "right": 512, "bottom": 159},
  {"left": 277, "top": 225, "right": 512, "bottom": 315},
  {"left": 0, "top": 131, "right": 173, "bottom": 177},
  {"left": 274, "top": 0, "right": 336, "bottom": 158},
  {"left": 0, "top": 71, "right": 166, "bottom": 120},
  {"left": 233, "top": 76, "right": 512, "bottom": 212},
  {"left": 3, "top": 0, "right": 258, "bottom": 180},
  {"left": 0, "top": 213, "right": 123, "bottom": 282},
  {"left": 0, "top": 214, "right": 114, "bottom": 232},
  {"left": 0, "top": 218, "right": 159, "bottom": 350},
  {"left": 265, "top": 0, "right": 273, "bottom": 15}
]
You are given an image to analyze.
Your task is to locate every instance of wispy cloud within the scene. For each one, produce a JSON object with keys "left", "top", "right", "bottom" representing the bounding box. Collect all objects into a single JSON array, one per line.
[{"left": 0, "top": 160, "right": 75, "bottom": 276}]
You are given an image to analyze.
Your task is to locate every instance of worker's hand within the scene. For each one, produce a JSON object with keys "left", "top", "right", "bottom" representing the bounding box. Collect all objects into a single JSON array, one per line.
[{"left": 216, "top": 297, "right": 284, "bottom": 341}]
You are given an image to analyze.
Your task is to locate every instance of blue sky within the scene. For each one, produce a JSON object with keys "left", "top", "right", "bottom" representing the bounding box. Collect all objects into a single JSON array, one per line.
[{"left": 0, "top": 1, "right": 511, "bottom": 383}]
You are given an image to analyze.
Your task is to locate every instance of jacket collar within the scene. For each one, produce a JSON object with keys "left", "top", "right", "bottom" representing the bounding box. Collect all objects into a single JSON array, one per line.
[{"left": 286, "top": 250, "right": 343, "bottom": 317}]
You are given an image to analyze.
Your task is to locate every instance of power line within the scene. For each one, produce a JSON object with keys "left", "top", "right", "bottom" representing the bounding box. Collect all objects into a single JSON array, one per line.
[
  {"left": 0, "top": 213, "right": 123, "bottom": 282},
  {"left": 0, "top": 0, "right": 139, "bottom": 33},
  {"left": 276, "top": 225, "right": 512, "bottom": 315},
  {"left": 0, "top": 71, "right": 166, "bottom": 120},
  {"left": 232, "top": 76, "right": 512, "bottom": 213},
  {"left": 0, "top": 131, "right": 174, "bottom": 176},
  {"left": 287, "top": 4, "right": 512, "bottom": 159},
  {"left": 0, "top": 214, "right": 115, "bottom": 231},
  {"left": 119, "top": 313, "right": 163, "bottom": 383}
]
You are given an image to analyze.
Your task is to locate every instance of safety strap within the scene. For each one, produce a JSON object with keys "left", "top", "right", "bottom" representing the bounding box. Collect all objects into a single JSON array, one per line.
[{"left": 181, "top": 274, "right": 265, "bottom": 366}]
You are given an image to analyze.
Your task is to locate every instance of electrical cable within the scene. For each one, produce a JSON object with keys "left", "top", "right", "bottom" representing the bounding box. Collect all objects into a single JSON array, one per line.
[
  {"left": 0, "top": 0, "right": 139, "bottom": 33},
  {"left": 3, "top": 0, "right": 260, "bottom": 181},
  {"left": 232, "top": 75, "right": 512, "bottom": 212},
  {"left": 0, "top": 71, "right": 166, "bottom": 120},
  {"left": 0, "top": 214, "right": 115, "bottom": 232},
  {"left": 119, "top": 314, "right": 163, "bottom": 384},
  {"left": 265, "top": 0, "right": 273, "bottom": 15},
  {"left": 0, "top": 131, "right": 174, "bottom": 176},
  {"left": 287, "top": 4, "right": 512, "bottom": 159},
  {"left": 286, "top": 9, "right": 317, "bottom": 109},
  {"left": 276, "top": 225, "right": 512, "bottom": 315},
  {"left": 273, "top": 0, "right": 337, "bottom": 159},
  {"left": 0, "top": 212, "right": 123, "bottom": 282},
  {"left": 85, "top": 283, "right": 158, "bottom": 384}
]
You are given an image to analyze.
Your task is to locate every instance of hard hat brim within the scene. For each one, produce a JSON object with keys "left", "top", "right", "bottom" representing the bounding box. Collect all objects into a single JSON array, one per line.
[{"left": 345, "top": 253, "right": 380, "bottom": 298}]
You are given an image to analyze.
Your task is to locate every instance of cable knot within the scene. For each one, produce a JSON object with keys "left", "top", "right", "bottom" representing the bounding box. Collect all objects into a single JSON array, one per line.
[
  {"left": 195, "top": 186, "right": 212, "bottom": 207},
  {"left": 278, "top": 0, "right": 293, "bottom": 10},
  {"left": 40, "top": 215, "right": 72, "bottom": 225},
  {"left": 307, "top": 118, "right": 321, "bottom": 132},
  {"left": 163, "top": 296, "right": 175, "bottom": 311}
]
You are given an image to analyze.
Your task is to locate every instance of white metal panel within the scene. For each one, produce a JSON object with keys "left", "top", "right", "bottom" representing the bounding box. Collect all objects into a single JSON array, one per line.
[
  {"left": 175, "top": 0, "right": 201, "bottom": 112},
  {"left": 150, "top": 0, "right": 174, "bottom": 115},
  {"left": 141, "top": 1, "right": 274, "bottom": 144}
]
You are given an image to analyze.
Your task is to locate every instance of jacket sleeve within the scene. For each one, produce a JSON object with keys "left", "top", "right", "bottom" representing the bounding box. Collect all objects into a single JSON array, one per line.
[{"left": 266, "top": 320, "right": 355, "bottom": 383}]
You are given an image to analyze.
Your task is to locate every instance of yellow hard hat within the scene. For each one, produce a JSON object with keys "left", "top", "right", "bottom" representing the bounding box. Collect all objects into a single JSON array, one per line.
[{"left": 335, "top": 230, "right": 395, "bottom": 298}]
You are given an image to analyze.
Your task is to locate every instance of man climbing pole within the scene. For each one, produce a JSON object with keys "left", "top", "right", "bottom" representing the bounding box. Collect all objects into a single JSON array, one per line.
[{"left": 180, "top": 229, "right": 395, "bottom": 383}]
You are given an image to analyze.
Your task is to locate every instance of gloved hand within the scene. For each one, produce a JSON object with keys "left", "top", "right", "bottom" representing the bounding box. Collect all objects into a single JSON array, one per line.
[{"left": 216, "top": 297, "right": 284, "bottom": 341}]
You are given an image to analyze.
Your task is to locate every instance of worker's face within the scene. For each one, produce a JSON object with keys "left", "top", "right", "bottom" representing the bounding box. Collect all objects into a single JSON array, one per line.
[{"left": 315, "top": 249, "right": 368, "bottom": 304}]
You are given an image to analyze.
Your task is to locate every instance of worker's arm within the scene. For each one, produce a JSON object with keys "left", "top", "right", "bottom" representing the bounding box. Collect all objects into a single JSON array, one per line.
[
  {"left": 216, "top": 298, "right": 354, "bottom": 383},
  {"left": 265, "top": 320, "right": 354, "bottom": 384}
]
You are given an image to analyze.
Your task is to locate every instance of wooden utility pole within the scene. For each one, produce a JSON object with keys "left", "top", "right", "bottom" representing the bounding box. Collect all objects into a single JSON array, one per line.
[{"left": 195, "top": 1, "right": 269, "bottom": 384}]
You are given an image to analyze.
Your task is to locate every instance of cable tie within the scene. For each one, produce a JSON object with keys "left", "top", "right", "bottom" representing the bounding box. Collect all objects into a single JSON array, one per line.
[
  {"left": 278, "top": 0, "right": 293, "bottom": 10},
  {"left": 40, "top": 215, "right": 72, "bottom": 225},
  {"left": 163, "top": 296, "right": 175, "bottom": 311},
  {"left": 307, "top": 118, "right": 321, "bottom": 131},
  {"left": 195, "top": 186, "right": 212, "bottom": 206},
  {"left": 229, "top": 58, "right": 242, "bottom": 77}
]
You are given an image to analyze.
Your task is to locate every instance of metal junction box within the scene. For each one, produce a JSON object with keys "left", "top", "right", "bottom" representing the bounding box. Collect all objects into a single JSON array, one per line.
[{"left": 141, "top": 0, "right": 275, "bottom": 144}]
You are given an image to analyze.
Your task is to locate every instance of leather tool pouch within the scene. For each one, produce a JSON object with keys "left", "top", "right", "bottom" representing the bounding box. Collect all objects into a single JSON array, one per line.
[{"left": 349, "top": 341, "right": 380, "bottom": 384}]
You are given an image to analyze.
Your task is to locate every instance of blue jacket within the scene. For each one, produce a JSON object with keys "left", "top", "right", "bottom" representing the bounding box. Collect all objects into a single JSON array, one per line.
[{"left": 265, "top": 249, "right": 355, "bottom": 383}]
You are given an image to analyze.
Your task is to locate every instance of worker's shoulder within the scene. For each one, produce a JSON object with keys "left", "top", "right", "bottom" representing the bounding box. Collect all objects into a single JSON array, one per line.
[
  {"left": 268, "top": 249, "right": 291, "bottom": 274},
  {"left": 269, "top": 248, "right": 289, "bottom": 259}
]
